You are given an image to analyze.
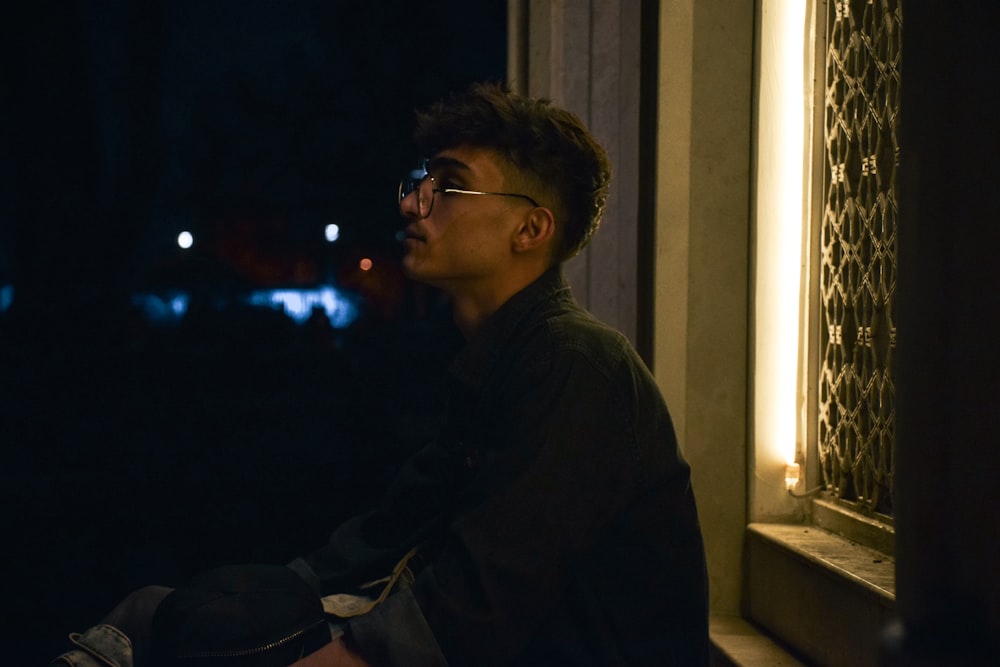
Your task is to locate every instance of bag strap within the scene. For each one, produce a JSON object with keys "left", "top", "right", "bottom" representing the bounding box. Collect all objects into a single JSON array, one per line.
[{"left": 320, "top": 545, "right": 420, "bottom": 618}]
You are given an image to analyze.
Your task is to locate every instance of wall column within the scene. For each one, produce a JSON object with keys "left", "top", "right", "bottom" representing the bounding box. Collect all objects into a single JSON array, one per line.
[{"left": 654, "top": 0, "right": 754, "bottom": 615}]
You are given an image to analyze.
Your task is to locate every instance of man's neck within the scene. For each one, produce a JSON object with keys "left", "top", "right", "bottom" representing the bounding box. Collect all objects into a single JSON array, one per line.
[{"left": 447, "top": 265, "right": 549, "bottom": 338}]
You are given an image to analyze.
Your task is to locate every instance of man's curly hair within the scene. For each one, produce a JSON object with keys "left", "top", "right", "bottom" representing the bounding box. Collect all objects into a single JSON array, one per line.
[{"left": 412, "top": 81, "right": 612, "bottom": 262}]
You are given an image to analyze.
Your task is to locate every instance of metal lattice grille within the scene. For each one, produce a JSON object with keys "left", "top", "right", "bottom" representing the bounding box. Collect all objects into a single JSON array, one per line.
[{"left": 818, "top": 0, "right": 901, "bottom": 518}]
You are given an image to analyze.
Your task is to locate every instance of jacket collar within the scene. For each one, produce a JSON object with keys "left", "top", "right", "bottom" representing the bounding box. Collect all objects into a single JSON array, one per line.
[{"left": 448, "top": 266, "right": 571, "bottom": 390}]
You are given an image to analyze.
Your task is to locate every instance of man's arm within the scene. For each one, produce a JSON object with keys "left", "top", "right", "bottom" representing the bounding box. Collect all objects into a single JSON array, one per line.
[
  {"left": 290, "top": 636, "right": 370, "bottom": 667},
  {"left": 290, "top": 431, "right": 468, "bottom": 596}
]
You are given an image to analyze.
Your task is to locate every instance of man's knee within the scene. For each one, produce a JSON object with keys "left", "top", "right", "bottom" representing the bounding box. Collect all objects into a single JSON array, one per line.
[
  {"left": 101, "top": 585, "right": 173, "bottom": 629},
  {"left": 51, "top": 585, "right": 174, "bottom": 667},
  {"left": 101, "top": 585, "right": 173, "bottom": 663},
  {"left": 50, "top": 623, "right": 133, "bottom": 667}
]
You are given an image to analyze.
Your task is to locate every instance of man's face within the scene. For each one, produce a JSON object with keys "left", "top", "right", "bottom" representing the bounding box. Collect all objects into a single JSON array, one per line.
[{"left": 399, "top": 146, "right": 531, "bottom": 293}]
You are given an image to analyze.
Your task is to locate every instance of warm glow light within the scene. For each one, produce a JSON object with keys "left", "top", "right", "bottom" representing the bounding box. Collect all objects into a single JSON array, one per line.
[
  {"left": 785, "top": 462, "right": 801, "bottom": 491},
  {"left": 359, "top": 258, "right": 373, "bottom": 271},
  {"left": 754, "top": 0, "right": 809, "bottom": 485},
  {"left": 177, "top": 231, "right": 194, "bottom": 249}
]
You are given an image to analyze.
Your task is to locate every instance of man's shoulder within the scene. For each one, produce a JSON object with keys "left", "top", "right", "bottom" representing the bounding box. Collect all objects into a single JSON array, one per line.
[
  {"left": 518, "top": 304, "right": 639, "bottom": 374},
  {"left": 544, "top": 306, "right": 626, "bottom": 346}
]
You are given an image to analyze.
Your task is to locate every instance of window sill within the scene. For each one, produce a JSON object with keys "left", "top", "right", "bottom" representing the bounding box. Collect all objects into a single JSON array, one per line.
[{"left": 743, "top": 522, "right": 895, "bottom": 665}]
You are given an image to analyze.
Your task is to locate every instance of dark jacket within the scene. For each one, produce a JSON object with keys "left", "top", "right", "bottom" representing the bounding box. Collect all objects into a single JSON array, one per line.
[{"left": 290, "top": 267, "right": 709, "bottom": 666}]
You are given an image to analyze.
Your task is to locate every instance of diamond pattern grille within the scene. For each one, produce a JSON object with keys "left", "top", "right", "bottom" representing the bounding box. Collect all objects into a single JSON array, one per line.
[{"left": 818, "top": 0, "right": 901, "bottom": 517}]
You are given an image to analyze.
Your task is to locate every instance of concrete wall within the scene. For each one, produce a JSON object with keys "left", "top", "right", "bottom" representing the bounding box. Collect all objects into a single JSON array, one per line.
[{"left": 654, "top": 0, "right": 754, "bottom": 615}]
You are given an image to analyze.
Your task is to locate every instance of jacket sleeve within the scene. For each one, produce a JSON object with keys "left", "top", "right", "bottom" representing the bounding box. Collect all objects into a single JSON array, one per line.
[{"left": 291, "top": 428, "right": 470, "bottom": 595}]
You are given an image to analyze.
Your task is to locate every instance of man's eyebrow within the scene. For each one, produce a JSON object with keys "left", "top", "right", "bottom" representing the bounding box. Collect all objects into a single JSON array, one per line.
[{"left": 426, "top": 155, "right": 471, "bottom": 175}]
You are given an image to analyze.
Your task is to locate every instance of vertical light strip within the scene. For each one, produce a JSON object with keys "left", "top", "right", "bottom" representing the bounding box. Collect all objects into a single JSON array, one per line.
[{"left": 754, "top": 0, "right": 809, "bottom": 486}]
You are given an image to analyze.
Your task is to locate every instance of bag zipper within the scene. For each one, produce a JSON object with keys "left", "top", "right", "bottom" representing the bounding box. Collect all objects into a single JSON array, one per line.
[{"left": 174, "top": 618, "right": 327, "bottom": 659}]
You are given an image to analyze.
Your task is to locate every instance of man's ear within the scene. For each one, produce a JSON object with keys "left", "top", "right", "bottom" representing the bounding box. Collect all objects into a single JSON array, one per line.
[{"left": 512, "top": 207, "right": 556, "bottom": 254}]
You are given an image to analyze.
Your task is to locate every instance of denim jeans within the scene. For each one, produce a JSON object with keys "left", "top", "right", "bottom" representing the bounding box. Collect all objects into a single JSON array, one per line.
[
  {"left": 50, "top": 585, "right": 172, "bottom": 667},
  {"left": 50, "top": 583, "right": 345, "bottom": 666}
]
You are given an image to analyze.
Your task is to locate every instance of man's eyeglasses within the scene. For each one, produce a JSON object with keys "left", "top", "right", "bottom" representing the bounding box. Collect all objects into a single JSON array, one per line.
[{"left": 398, "top": 163, "right": 539, "bottom": 219}]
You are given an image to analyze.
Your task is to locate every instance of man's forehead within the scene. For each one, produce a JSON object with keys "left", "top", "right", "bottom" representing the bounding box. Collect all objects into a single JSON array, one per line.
[
  {"left": 426, "top": 154, "right": 472, "bottom": 174},
  {"left": 427, "top": 147, "right": 507, "bottom": 180}
]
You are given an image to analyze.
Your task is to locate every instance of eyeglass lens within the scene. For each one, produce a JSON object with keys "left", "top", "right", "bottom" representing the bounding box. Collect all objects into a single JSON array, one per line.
[{"left": 399, "top": 168, "right": 433, "bottom": 216}]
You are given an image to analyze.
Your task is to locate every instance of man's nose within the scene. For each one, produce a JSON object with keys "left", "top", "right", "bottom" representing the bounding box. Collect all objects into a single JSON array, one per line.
[{"left": 399, "top": 189, "right": 420, "bottom": 219}]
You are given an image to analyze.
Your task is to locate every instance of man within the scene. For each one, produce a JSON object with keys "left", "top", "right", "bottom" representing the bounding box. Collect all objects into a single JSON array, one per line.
[
  {"left": 289, "top": 82, "right": 709, "bottom": 665},
  {"left": 53, "top": 82, "right": 708, "bottom": 666}
]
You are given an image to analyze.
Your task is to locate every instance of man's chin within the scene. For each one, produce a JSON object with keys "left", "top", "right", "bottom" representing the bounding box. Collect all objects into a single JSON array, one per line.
[
  {"left": 400, "top": 256, "right": 418, "bottom": 279},
  {"left": 401, "top": 262, "right": 447, "bottom": 291},
  {"left": 401, "top": 258, "right": 431, "bottom": 284}
]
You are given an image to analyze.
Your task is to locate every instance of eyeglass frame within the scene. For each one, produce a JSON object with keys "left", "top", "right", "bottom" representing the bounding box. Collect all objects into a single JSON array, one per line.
[{"left": 398, "top": 160, "right": 539, "bottom": 218}]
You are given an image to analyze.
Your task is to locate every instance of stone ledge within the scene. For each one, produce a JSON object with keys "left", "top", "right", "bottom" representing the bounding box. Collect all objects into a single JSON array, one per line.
[
  {"left": 710, "top": 614, "right": 806, "bottom": 666},
  {"left": 745, "top": 522, "right": 896, "bottom": 666},
  {"left": 748, "top": 522, "right": 895, "bottom": 600}
]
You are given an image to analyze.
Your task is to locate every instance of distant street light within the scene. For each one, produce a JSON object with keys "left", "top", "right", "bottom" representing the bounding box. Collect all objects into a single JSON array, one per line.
[
  {"left": 177, "top": 231, "right": 194, "bottom": 249},
  {"left": 324, "top": 223, "right": 340, "bottom": 243}
]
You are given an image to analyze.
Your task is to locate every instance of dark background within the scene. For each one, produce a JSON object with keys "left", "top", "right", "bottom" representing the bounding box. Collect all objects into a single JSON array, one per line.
[{"left": 0, "top": 1, "right": 506, "bottom": 661}]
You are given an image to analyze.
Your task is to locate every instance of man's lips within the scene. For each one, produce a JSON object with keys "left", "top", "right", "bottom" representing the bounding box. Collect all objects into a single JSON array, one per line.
[{"left": 403, "top": 225, "right": 425, "bottom": 242}]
